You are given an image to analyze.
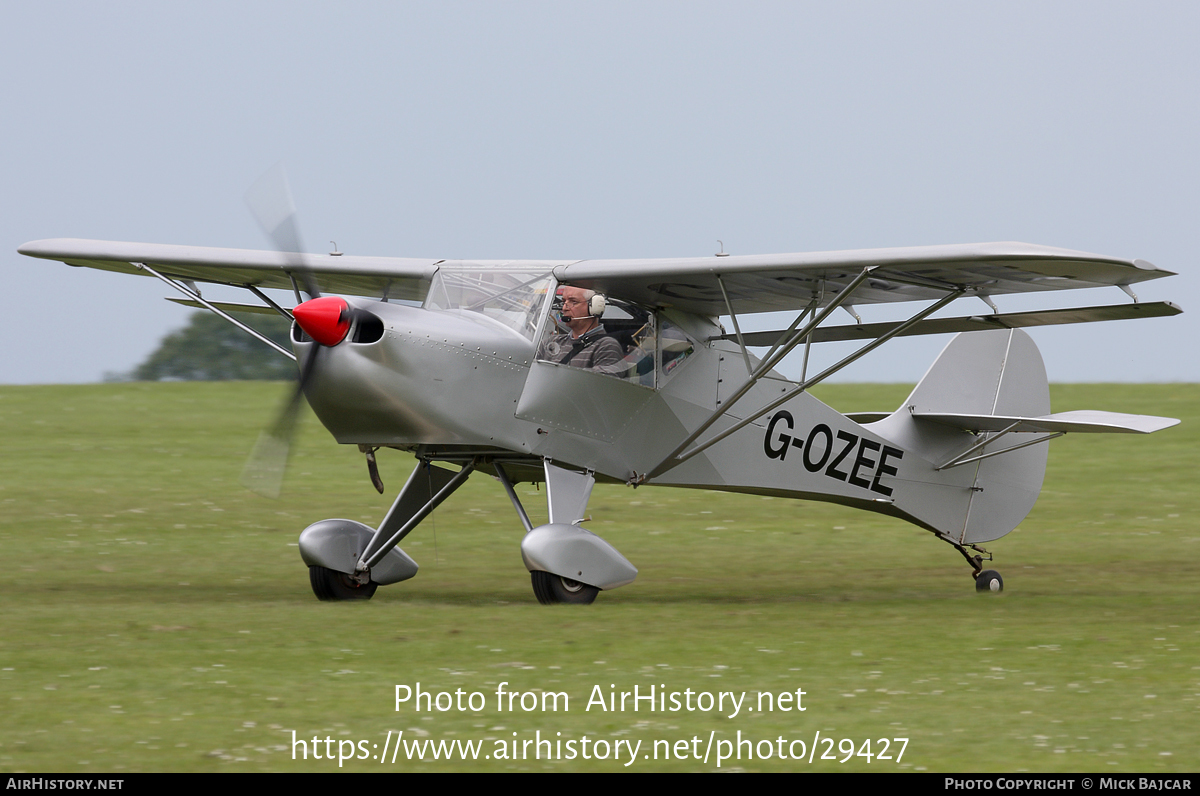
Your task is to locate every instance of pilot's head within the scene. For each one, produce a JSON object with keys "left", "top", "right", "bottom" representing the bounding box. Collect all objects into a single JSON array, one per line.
[{"left": 559, "top": 286, "right": 602, "bottom": 337}]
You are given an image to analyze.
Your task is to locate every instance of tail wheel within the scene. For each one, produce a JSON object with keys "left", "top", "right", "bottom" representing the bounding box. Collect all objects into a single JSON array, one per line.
[
  {"left": 309, "top": 566, "right": 378, "bottom": 601},
  {"left": 531, "top": 571, "right": 599, "bottom": 605},
  {"left": 975, "top": 569, "right": 1004, "bottom": 593}
]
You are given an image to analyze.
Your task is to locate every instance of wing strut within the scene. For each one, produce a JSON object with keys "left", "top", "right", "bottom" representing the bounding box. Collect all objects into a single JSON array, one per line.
[
  {"left": 244, "top": 284, "right": 295, "bottom": 321},
  {"left": 642, "top": 283, "right": 967, "bottom": 481},
  {"left": 717, "top": 275, "right": 753, "bottom": 376},
  {"left": 768, "top": 294, "right": 821, "bottom": 376},
  {"left": 134, "top": 262, "right": 297, "bottom": 361},
  {"left": 638, "top": 267, "right": 876, "bottom": 483}
]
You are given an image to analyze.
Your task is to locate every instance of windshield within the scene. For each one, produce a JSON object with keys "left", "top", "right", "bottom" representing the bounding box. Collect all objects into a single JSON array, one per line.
[{"left": 425, "top": 269, "right": 555, "bottom": 341}]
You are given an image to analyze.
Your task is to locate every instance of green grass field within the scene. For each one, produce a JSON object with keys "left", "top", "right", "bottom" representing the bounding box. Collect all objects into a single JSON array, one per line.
[{"left": 0, "top": 382, "right": 1196, "bottom": 772}]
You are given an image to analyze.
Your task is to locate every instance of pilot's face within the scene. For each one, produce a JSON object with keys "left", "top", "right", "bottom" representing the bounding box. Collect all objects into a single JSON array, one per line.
[
  {"left": 558, "top": 287, "right": 599, "bottom": 337},
  {"left": 561, "top": 289, "right": 589, "bottom": 319}
]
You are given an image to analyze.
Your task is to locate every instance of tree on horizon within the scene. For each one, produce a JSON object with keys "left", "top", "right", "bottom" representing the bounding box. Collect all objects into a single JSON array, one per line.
[{"left": 131, "top": 311, "right": 296, "bottom": 381}]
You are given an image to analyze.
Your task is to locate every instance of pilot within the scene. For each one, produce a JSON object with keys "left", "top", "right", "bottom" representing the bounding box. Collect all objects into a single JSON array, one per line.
[{"left": 539, "top": 286, "right": 626, "bottom": 376}]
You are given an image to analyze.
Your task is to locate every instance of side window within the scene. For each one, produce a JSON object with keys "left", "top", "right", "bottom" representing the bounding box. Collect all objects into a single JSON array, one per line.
[
  {"left": 535, "top": 287, "right": 697, "bottom": 388},
  {"left": 658, "top": 315, "right": 695, "bottom": 381},
  {"left": 604, "top": 300, "right": 656, "bottom": 387}
]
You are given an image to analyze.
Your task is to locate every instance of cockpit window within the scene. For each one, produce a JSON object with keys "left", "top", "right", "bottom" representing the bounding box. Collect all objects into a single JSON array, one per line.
[
  {"left": 659, "top": 315, "right": 695, "bottom": 379},
  {"left": 535, "top": 287, "right": 694, "bottom": 388},
  {"left": 425, "top": 269, "right": 554, "bottom": 341}
]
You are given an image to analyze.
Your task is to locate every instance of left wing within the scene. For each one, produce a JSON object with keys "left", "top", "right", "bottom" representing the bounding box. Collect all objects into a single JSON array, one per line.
[
  {"left": 18, "top": 238, "right": 444, "bottom": 302},
  {"left": 553, "top": 241, "right": 1175, "bottom": 315}
]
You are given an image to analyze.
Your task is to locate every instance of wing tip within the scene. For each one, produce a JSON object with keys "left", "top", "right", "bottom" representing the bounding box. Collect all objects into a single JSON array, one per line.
[
  {"left": 17, "top": 239, "right": 51, "bottom": 257},
  {"left": 18, "top": 238, "right": 97, "bottom": 259}
]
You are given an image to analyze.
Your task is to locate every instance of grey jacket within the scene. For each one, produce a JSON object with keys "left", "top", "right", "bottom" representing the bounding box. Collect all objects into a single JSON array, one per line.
[{"left": 538, "top": 327, "right": 627, "bottom": 377}]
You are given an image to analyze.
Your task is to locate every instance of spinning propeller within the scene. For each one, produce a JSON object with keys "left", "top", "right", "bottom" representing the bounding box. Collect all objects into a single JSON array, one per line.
[{"left": 240, "top": 165, "right": 357, "bottom": 498}]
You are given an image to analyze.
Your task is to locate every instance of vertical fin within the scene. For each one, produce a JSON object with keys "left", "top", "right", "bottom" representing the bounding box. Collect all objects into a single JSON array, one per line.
[{"left": 869, "top": 329, "right": 1050, "bottom": 544}]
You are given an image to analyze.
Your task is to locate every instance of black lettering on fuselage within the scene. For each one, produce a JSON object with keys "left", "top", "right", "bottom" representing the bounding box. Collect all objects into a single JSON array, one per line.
[
  {"left": 848, "top": 438, "right": 881, "bottom": 489},
  {"left": 871, "top": 445, "right": 903, "bottom": 497},
  {"left": 764, "top": 411, "right": 794, "bottom": 460},
  {"left": 824, "top": 430, "right": 858, "bottom": 481},
  {"left": 764, "top": 413, "right": 904, "bottom": 496},
  {"left": 803, "top": 424, "right": 833, "bottom": 472}
]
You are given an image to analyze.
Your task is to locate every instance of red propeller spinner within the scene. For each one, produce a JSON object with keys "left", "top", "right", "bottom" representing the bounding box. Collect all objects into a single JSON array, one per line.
[{"left": 292, "top": 296, "right": 351, "bottom": 346}]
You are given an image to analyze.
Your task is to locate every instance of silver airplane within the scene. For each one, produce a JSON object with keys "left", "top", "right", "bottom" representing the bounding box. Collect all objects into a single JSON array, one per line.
[{"left": 18, "top": 234, "right": 1181, "bottom": 604}]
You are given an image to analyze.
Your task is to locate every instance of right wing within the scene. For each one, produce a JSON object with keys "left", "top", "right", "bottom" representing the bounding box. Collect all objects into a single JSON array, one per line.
[{"left": 554, "top": 241, "right": 1176, "bottom": 315}]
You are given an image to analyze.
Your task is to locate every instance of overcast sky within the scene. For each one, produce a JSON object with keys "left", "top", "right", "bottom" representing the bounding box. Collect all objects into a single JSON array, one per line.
[{"left": 3, "top": 1, "right": 1196, "bottom": 385}]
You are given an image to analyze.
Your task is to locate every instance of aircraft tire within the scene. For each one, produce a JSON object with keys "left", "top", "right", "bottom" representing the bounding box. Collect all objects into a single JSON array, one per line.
[
  {"left": 309, "top": 565, "right": 378, "bottom": 601},
  {"left": 531, "top": 571, "right": 598, "bottom": 605},
  {"left": 975, "top": 569, "right": 1004, "bottom": 593}
]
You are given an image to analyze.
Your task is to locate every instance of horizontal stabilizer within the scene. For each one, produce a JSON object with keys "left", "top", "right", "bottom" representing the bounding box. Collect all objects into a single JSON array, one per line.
[
  {"left": 728, "top": 301, "right": 1182, "bottom": 346},
  {"left": 914, "top": 410, "right": 1180, "bottom": 435},
  {"left": 166, "top": 297, "right": 290, "bottom": 316}
]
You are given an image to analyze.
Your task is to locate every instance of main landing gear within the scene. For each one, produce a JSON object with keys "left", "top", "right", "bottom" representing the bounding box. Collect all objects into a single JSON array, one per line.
[
  {"left": 297, "top": 457, "right": 637, "bottom": 605},
  {"left": 297, "top": 462, "right": 469, "bottom": 603},
  {"left": 500, "top": 461, "right": 636, "bottom": 605}
]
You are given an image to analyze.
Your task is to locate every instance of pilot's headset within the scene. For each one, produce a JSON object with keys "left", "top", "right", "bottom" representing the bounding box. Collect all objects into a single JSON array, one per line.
[{"left": 584, "top": 291, "right": 607, "bottom": 318}]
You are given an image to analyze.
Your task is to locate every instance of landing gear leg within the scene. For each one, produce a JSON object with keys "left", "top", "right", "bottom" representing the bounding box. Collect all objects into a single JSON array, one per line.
[
  {"left": 496, "top": 460, "right": 636, "bottom": 605},
  {"left": 355, "top": 459, "right": 475, "bottom": 577},
  {"left": 498, "top": 462, "right": 600, "bottom": 605}
]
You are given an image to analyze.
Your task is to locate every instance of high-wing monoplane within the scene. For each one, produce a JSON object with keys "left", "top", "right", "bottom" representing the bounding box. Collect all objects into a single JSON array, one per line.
[{"left": 19, "top": 228, "right": 1181, "bottom": 603}]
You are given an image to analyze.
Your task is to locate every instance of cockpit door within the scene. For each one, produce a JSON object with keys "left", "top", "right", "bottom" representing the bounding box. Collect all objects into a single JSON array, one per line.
[
  {"left": 517, "top": 286, "right": 659, "bottom": 442},
  {"left": 516, "top": 359, "right": 658, "bottom": 442}
]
